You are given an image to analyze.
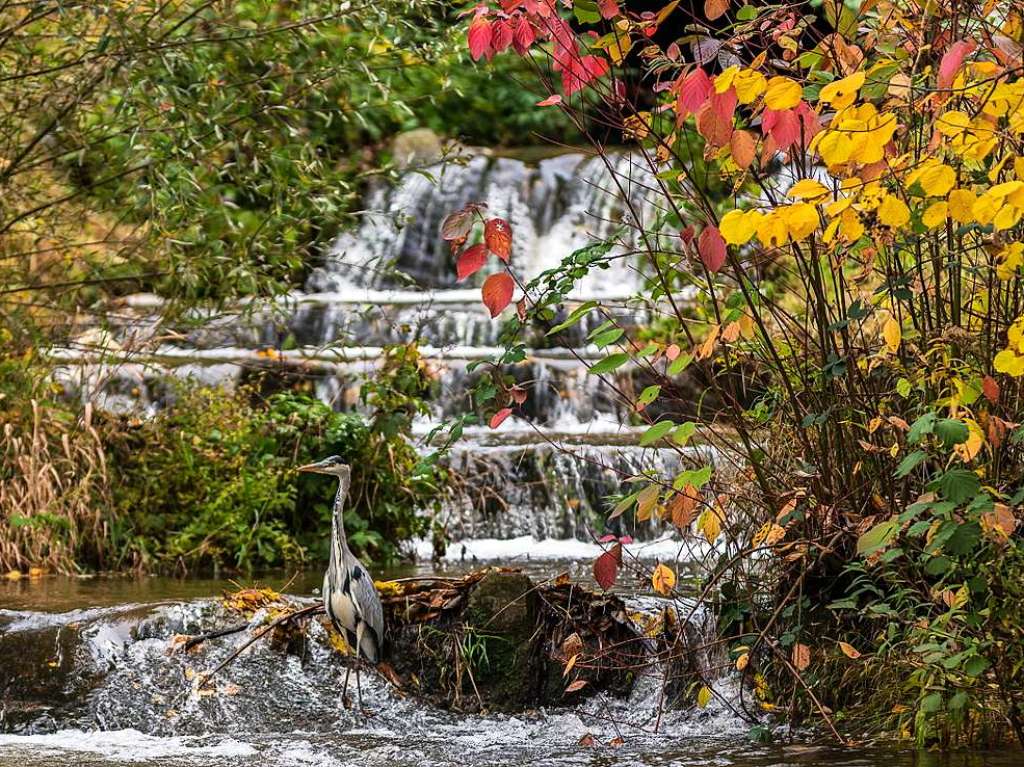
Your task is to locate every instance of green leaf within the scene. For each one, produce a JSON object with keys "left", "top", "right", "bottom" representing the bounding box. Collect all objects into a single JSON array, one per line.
[
  {"left": 593, "top": 328, "right": 624, "bottom": 349},
  {"left": 963, "top": 655, "right": 989, "bottom": 677},
  {"left": 674, "top": 465, "right": 713, "bottom": 490},
  {"left": 736, "top": 4, "right": 758, "bottom": 20},
  {"left": 894, "top": 450, "right": 927, "bottom": 478},
  {"left": 573, "top": 0, "right": 601, "bottom": 23},
  {"left": 589, "top": 353, "right": 630, "bottom": 375},
  {"left": 931, "top": 469, "right": 980, "bottom": 505},
  {"left": 673, "top": 421, "right": 697, "bottom": 446},
  {"left": 857, "top": 518, "right": 899, "bottom": 556},
  {"left": 896, "top": 378, "right": 912, "bottom": 397},
  {"left": 935, "top": 418, "right": 969, "bottom": 448},
  {"left": 667, "top": 353, "right": 693, "bottom": 375},
  {"left": 908, "top": 412, "right": 937, "bottom": 444},
  {"left": 944, "top": 521, "right": 981, "bottom": 555},
  {"left": 920, "top": 692, "right": 943, "bottom": 713},
  {"left": 637, "top": 385, "right": 661, "bottom": 407},
  {"left": 640, "top": 420, "right": 675, "bottom": 446},
  {"left": 547, "top": 301, "right": 600, "bottom": 335}
]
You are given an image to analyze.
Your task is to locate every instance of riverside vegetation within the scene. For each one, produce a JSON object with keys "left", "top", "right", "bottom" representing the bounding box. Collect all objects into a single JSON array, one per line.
[
  {"left": 0, "top": 1, "right": 566, "bottom": 574},
  {"left": 444, "top": 0, "right": 1024, "bottom": 749},
  {"left": 4, "top": 0, "right": 1024, "bottom": 752}
]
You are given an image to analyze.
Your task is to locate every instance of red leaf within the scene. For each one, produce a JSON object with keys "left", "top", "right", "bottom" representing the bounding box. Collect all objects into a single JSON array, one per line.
[
  {"left": 509, "top": 385, "right": 528, "bottom": 404},
  {"left": 597, "top": 533, "right": 617, "bottom": 543},
  {"left": 456, "top": 244, "right": 488, "bottom": 281},
  {"left": 537, "top": 93, "right": 562, "bottom": 107},
  {"left": 489, "top": 407, "right": 513, "bottom": 429},
  {"left": 698, "top": 225, "right": 727, "bottom": 273},
  {"left": 512, "top": 15, "right": 536, "bottom": 55},
  {"left": 491, "top": 19, "right": 513, "bottom": 53},
  {"left": 938, "top": 40, "right": 976, "bottom": 90},
  {"left": 675, "top": 69, "right": 712, "bottom": 119},
  {"left": 482, "top": 273, "right": 515, "bottom": 317},
  {"left": 593, "top": 543, "right": 622, "bottom": 591},
  {"left": 484, "top": 218, "right": 513, "bottom": 262},
  {"left": 983, "top": 375, "right": 1000, "bottom": 404},
  {"left": 597, "top": 0, "right": 620, "bottom": 18},
  {"left": 618, "top": 535, "right": 633, "bottom": 544},
  {"left": 709, "top": 87, "right": 737, "bottom": 126},
  {"left": 562, "top": 55, "right": 609, "bottom": 96},
  {"left": 468, "top": 16, "right": 493, "bottom": 61},
  {"left": 762, "top": 108, "right": 801, "bottom": 151},
  {"left": 516, "top": 299, "right": 527, "bottom": 321}
]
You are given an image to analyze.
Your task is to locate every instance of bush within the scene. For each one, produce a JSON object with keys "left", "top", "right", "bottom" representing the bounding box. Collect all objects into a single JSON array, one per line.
[
  {"left": 104, "top": 381, "right": 443, "bottom": 573},
  {"left": 449, "top": 0, "right": 1024, "bottom": 746}
]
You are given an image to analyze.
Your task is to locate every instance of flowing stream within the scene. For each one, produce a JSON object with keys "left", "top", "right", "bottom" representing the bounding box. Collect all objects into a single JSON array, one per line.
[
  {"left": 15, "top": 152, "right": 1023, "bottom": 764},
  {"left": 1, "top": 575, "right": 1020, "bottom": 767}
]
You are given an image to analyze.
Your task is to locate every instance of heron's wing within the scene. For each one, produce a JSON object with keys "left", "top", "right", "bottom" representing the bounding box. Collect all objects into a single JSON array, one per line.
[{"left": 347, "top": 557, "right": 384, "bottom": 660}]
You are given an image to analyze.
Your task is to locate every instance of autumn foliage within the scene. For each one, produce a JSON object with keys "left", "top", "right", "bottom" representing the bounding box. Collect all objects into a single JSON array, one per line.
[{"left": 451, "top": 0, "right": 1024, "bottom": 747}]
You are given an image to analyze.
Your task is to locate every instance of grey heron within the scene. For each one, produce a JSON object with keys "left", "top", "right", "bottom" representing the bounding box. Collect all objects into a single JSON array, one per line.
[{"left": 298, "top": 456, "right": 383, "bottom": 710}]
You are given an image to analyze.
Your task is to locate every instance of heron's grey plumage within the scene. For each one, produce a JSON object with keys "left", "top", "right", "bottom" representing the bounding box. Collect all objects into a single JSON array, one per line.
[{"left": 299, "top": 457, "right": 384, "bottom": 669}]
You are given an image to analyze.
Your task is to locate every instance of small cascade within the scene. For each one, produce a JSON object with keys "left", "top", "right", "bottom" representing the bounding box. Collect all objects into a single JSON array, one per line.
[
  {"left": 50, "top": 149, "right": 703, "bottom": 550},
  {"left": 309, "top": 152, "right": 658, "bottom": 295}
]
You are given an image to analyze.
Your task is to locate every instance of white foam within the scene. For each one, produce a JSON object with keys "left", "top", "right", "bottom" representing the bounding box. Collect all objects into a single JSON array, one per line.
[
  {"left": 414, "top": 533, "right": 711, "bottom": 563},
  {"left": 0, "top": 729, "right": 257, "bottom": 761}
]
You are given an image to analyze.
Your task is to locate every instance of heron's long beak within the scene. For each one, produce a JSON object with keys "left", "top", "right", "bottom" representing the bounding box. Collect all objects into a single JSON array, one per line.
[{"left": 297, "top": 462, "right": 328, "bottom": 474}]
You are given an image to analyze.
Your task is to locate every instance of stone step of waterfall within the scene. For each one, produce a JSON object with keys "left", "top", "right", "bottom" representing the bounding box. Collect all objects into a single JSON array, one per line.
[
  {"left": 47, "top": 343, "right": 712, "bottom": 427},
  {"left": 434, "top": 440, "right": 721, "bottom": 542},
  {"left": 104, "top": 290, "right": 653, "bottom": 351}
]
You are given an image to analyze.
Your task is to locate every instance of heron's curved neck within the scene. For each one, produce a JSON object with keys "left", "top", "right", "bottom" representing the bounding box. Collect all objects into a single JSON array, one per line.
[{"left": 330, "top": 475, "right": 350, "bottom": 570}]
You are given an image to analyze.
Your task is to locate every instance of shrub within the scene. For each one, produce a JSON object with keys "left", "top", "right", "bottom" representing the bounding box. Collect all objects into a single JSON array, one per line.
[{"left": 447, "top": 0, "right": 1024, "bottom": 746}]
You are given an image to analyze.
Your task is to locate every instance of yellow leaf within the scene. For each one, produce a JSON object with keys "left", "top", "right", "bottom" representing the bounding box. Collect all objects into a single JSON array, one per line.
[
  {"left": 883, "top": 317, "right": 901, "bottom": 353},
  {"left": 651, "top": 563, "right": 677, "bottom": 595},
  {"left": 818, "top": 70, "right": 865, "bottom": 110},
  {"left": 997, "top": 243, "right": 1024, "bottom": 280},
  {"left": 563, "top": 653, "right": 578, "bottom": 677},
  {"left": 877, "top": 195, "right": 910, "bottom": 227},
  {"left": 907, "top": 161, "right": 956, "bottom": 197},
  {"left": 947, "top": 188, "right": 977, "bottom": 223},
  {"left": 838, "top": 641, "right": 862, "bottom": 659},
  {"left": 733, "top": 69, "right": 768, "bottom": 104},
  {"left": 697, "top": 684, "right": 713, "bottom": 708},
  {"left": 764, "top": 76, "right": 802, "bottom": 110},
  {"left": 781, "top": 202, "right": 820, "bottom": 241},
  {"left": 736, "top": 653, "right": 749, "bottom": 671},
  {"left": 994, "top": 349, "right": 1024, "bottom": 376},
  {"left": 921, "top": 201, "right": 948, "bottom": 229},
  {"left": 697, "top": 506, "right": 723, "bottom": 543},
  {"left": 752, "top": 522, "right": 786, "bottom": 547},
  {"left": 787, "top": 179, "right": 829, "bottom": 201},
  {"left": 719, "top": 208, "right": 759, "bottom": 245}
]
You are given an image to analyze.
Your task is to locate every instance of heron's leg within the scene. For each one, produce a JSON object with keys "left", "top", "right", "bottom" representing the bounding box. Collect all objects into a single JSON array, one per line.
[
  {"left": 341, "top": 663, "right": 352, "bottom": 709},
  {"left": 355, "top": 663, "right": 364, "bottom": 711}
]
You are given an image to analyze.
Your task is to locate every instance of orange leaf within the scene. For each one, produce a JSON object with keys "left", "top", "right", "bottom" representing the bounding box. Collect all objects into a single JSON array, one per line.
[
  {"left": 481, "top": 273, "right": 514, "bottom": 317},
  {"left": 485, "top": 218, "right": 513, "bottom": 262},
  {"left": 730, "top": 129, "right": 756, "bottom": 170},
  {"left": 564, "top": 679, "right": 588, "bottom": 694},
  {"left": 838, "top": 641, "right": 861, "bottom": 659},
  {"left": 704, "top": 0, "right": 729, "bottom": 21},
  {"left": 792, "top": 642, "right": 811, "bottom": 671}
]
